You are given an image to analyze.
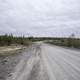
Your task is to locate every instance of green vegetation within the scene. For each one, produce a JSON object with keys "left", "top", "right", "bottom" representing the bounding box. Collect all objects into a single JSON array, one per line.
[
  {"left": 0, "top": 34, "right": 80, "bottom": 49},
  {"left": 27, "top": 33, "right": 80, "bottom": 48},
  {"left": 23, "top": 36, "right": 80, "bottom": 48},
  {"left": 0, "top": 34, "right": 32, "bottom": 56},
  {"left": 0, "top": 34, "right": 32, "bottom": 46},
  {"left": 45, "top": 37, "right": 80, "bottom": 48}
]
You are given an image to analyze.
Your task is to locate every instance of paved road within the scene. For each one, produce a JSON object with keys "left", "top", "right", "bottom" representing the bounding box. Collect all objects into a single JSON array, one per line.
[{"left": 6, "top": 43, "right": 80, "bottom": 80}]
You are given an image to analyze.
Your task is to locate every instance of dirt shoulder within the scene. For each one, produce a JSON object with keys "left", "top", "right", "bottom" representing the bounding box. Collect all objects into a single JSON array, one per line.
[
  {"left": 6, "top": 44, "right": 49, "bottom": 80},
  {"left": 0, "top": 46, "right": 26, "bottom": 56},
  {"left": 0, "top": 43, "right": 49, "bottom": 80}
]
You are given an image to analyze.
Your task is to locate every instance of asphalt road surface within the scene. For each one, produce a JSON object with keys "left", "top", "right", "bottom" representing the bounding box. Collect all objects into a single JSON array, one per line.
[{"left": 6, "top": 43, "right": 80, "bottom": 80}]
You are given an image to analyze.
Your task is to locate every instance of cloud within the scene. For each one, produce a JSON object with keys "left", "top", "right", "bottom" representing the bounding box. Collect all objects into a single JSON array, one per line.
[{"left": 0, "top": 0, "right": 80, "bottom": 37}]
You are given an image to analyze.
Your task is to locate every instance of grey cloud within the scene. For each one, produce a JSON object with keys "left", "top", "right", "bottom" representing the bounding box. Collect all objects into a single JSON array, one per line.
[{"left": 0, "top": 0, "right": 80, "bottom": 37}]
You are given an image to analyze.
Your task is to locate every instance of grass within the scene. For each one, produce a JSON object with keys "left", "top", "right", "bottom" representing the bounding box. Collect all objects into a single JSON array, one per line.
[{"left": 45, "top": 38, "right": 80, "bottom": 49}]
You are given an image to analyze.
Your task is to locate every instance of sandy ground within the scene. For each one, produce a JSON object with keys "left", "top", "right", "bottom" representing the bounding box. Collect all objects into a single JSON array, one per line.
[
  {"left": 0, "top": 45, "right": 24, "bottom": 51},
  {"left": 0, "top": 43, "right": 80, "bottom": 80},
  {"left": 5, "top": 44, "right": 49, "bottom": 80}
]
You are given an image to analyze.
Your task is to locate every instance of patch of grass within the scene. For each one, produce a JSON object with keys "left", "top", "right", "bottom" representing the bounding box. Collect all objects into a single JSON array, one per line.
[{"left": 45, "top": 38, "right": 80, "bottom": 49}]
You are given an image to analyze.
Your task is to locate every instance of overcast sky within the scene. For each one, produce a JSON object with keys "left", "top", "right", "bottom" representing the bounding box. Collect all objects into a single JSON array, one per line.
[{"left": 0, "top": 0, "right": 80, "bottom": 37}]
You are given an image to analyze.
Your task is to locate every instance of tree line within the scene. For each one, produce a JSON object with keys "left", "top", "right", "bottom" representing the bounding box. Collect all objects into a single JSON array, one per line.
[
  {"left": 0, "top": 34, "right": 80, "bottom": 48},
  {"left": 0, "top": 34, "right": 31, "bottom": 46}
]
